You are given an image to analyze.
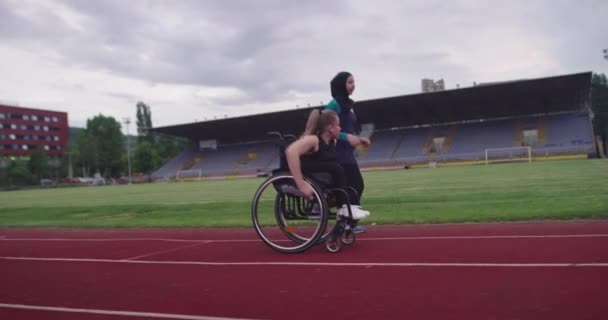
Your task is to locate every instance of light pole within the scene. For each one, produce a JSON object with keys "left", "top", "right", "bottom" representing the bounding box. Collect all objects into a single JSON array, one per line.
[{"left": 122, "top": 117, "right": 132, "bottom": 185}]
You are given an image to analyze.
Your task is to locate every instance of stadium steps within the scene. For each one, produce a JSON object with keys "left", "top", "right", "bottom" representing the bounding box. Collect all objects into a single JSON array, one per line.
[
  {"left": 442, "top": 126, "right": 457, "bottom": 153},
  {"left": 422, "top": 128, "right": 436, "bottom": 154},
  {"left": 181, "top": 155, "right": 203, "bottom": 170},
  {"left": 513, "top": 120, "right": 523, "bottom": 147},
  {"left": 233, "top": 150, "right": 257, "bottom": 171},
  {"left": 538, "top": 117, "right": 547, "bottom": 146},
  {"left": 355, "top": 145, "right": 370, "bottom": 159},
  {"left": 390, "top": 132, "right": 406, "bottom": 160}
]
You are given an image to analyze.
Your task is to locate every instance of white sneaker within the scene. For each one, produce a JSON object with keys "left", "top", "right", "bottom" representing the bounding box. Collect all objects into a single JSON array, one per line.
[
  {"left": 338, "top": 205, "right": 370, "bottom": 220},
  {"left": 356, "top": 206, "right": 371, "bottom": 218}
]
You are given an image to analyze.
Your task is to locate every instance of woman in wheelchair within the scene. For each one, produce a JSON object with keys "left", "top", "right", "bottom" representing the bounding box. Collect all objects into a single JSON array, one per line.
[{"left": 285, "top": 109, "right": 371, "bottom": 220}]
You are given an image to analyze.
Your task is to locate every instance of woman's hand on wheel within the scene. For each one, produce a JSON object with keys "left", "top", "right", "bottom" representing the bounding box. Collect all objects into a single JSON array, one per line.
[
  {"left": 360, "top": 137, "right": 371, "bottom": 146},
  {"left": 297, "top": 182, "right": 315, "bottom": 200}
]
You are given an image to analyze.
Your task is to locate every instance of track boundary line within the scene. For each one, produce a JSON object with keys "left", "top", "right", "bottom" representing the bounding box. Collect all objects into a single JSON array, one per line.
[
  {"left": 0, "top": 303, "right": 261, "bottom": 320},
  {"left": 2, "top": 233, "right": 608, "bottom": 243},
  {"left": 123, "top": 241, "right": 211, "bottom": 261},
  {"left": 2, "top": 256, "right": 607, "bottom": 268}
]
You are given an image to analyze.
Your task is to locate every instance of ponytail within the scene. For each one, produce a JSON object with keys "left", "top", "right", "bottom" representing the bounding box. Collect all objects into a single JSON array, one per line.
[{"left": 302, "top": 109, "right": 338, "bottom": 137}]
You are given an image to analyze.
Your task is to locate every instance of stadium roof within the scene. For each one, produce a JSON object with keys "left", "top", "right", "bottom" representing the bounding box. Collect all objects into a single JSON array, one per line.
[{"left": 152, "top": 72, "right": 592, "bottom": 143}]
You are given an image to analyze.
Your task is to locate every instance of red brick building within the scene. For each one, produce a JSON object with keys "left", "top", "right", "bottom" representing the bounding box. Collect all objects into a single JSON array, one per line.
[{"left": 0, "top": 104, "right": 69, "bottom": 157}]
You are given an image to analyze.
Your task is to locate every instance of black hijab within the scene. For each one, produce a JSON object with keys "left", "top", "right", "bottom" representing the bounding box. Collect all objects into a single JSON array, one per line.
[{"left": 330, "top": 71, "right": 354, "bottom": 109}]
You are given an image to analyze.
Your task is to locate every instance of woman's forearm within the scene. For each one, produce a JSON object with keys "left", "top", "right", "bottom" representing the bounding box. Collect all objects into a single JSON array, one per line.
[{"left": 286, "top": 149, "right": 305, "bottom": 187}]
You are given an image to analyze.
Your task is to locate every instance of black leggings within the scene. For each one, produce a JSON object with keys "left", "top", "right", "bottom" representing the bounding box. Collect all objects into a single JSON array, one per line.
[
  {"left": 301, "top": 162, "right": 358, "bottom": 207},
  {"left": 341, "top": 163, "right": 364, "bottom": 206}
]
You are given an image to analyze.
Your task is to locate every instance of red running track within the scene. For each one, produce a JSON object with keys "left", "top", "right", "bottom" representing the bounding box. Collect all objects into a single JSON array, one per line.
[{"left": 1, "top": 220, "right": 607, "bottom": 320}]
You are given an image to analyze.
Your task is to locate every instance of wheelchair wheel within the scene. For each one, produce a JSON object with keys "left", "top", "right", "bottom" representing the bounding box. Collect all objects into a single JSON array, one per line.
[
  {"left": 252, "top": 175, "right": 329, "bottom": 253},
  {"left": 326, "top": 235, "right": 341, "bottom": 253},
  {"left": 341, "top": 229, "right": 355, "bottom": 245}
]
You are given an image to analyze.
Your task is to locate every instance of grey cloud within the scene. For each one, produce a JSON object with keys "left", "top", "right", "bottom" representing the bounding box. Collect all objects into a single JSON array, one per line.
[{"left": 0, "top": 0, "right": 606, "bottom": 124}]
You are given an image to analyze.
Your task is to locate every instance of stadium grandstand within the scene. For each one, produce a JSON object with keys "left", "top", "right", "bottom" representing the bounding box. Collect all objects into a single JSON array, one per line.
[{"left": 150, "top": 72, "right": 597, "bottom": 180}]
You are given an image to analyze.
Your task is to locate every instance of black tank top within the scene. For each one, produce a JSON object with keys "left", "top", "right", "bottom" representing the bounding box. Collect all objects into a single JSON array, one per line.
[{"left": 302, "top": 136, "right": 336, "bottom": 163}]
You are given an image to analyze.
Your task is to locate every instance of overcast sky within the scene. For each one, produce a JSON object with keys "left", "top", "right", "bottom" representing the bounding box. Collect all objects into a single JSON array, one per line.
[{"left": 1, "top": 0, "right": 606, "bottom": 130}]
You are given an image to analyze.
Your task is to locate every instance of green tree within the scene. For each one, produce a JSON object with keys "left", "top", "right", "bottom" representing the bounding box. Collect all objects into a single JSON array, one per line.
[
  {"left": 156, "top": 135, "right": 186, "bottom": 162},
  {"left": 136, "top": 101, "right": 153, "bottom": 143},
  {"left": 75, "top": 129, "right": 97, "bottom": 177},
  {"left": 591, "top": 73, "right": 608, "bottom": 146},
  {"left": 8, "top": 161, "right": 32, "bottom": 185},
  {"left": 0, "top": 157, "right": 10, "bottom": 187},
  {"left": 133, "top": 141, "right": 162, "bottom": 173},
  {"left": 85, "top": 115, "right": 125, "bottom": 177},
  {"left": 28, "top": 145, "right": 48, "bottom": 181}
]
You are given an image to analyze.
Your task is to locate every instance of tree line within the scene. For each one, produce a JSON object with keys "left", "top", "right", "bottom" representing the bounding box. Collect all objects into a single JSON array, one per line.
[{"left": 1, "top": 102, "right": 185, "bottom": 187}]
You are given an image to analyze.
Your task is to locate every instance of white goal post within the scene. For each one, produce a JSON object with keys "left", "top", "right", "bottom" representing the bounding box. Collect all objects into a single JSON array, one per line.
[
  {"left": 484, "top": 146, "right": 532, "bottom": 165},
  {"left": 176, "top": 169, "right": 203, "bottom": 181}
]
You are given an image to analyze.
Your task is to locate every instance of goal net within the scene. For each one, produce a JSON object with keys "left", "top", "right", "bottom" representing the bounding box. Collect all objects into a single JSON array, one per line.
[
  {"left": 176, "top": 169, "right": 203, "bottom": 181},
  {"left": 484, "top": 146, "right": 532, "bottom": 165}
]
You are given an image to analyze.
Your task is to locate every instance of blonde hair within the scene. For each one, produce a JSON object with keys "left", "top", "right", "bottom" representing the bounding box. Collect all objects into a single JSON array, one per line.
[{"left": 302, "top": 109, "right": 338, "bottom": 137}]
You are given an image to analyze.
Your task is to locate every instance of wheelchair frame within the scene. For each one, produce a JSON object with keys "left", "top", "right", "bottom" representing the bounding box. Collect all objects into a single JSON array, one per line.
[{"left": 251, "top": 132, "right": 359, "bottom": 253}]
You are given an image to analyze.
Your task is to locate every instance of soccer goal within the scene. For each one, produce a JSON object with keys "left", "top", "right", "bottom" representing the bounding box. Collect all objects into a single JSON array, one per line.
[
  {"left": 176, "top": 169, "right": 203, "bottom": 181},
  {"left": 484, "top": 146, "right": 532, "bottom": 165}
]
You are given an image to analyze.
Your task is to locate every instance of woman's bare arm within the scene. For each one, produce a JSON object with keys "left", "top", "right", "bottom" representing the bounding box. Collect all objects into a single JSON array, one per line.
[{"left": 285, "top": 135, "right": 318, "bottom": 198}]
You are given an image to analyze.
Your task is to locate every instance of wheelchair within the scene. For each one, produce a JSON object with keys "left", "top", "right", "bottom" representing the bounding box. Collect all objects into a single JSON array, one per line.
[{"left": 251, "top": 132, "right": 360, "bottom": 253}]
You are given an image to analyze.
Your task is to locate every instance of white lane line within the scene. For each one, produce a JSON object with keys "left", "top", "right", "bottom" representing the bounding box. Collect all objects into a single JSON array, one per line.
[
  {"left": 124, "top": 242, "right": 210, "bottom": 261},
  {"left": 0, "top": 303, "right": 261, "bottom": 320},
  {"left": 0, "top": 237, "right": 217, "bottom": 243},
  {"left": 358, "top": 234, "right": 608, "bottom": 241},
  {"left": 2, "top": 234, "right": 608, "bottom": 243},
  {"left": 1, "top": 256, "right": 607, "bottom": 268}
]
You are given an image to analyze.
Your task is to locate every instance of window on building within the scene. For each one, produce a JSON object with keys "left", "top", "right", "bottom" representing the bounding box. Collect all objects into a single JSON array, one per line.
[
  {"left": 0, "top": 113, "right": 5, "bottom": 119},
  {"left": 53, "top": 136, "right": 60, "bottom": 142},
  {"left": 9, "top": 134, "right": 16, "bottom": 140},
  {"left": 43, "top": 126, "right": 49, "bottom": 132},
  {"left": 22, "top": 115, "right": 30, "bottom": 121},
  {"left": 20, "top": 125, "right": 27, "bottom": 130},
  {"left": 52, "top": 116, "right": 59, "bottom": 122},
  {"left": 21, "top": 144, "right": 28, "bottom": 150},
  {"left": 44, "top": 145, "right": 50, "bottom": 151},
  {"left": 0, "top": 123, "right": 3, "bottom": 129},
  {"left": 34, "top": 125, "right": 40, "bottom": 131},
  {"left": 12, "top": 144, "right": 19, "bottom": 150},
  {"left": 24, "top": 135, "right": 31, "bottom": 141},
  {"left": 33, "top": 135, "right": 39, "bottom": 141},
  {"left": 32, "top": 115, "right": 38, "bottom": 121},
  {"left": 56, "top": 145, "right": 62, "bottom": 151},
  {"left": 44, "top": 116, "right": 51, "bottom": 122},
  {"left": 11, "top": 124, "right": 17, "bottom": 130}
]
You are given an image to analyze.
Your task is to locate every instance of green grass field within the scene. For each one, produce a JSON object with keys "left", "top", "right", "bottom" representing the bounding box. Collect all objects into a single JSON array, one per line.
[{"left": 0, "top": 159, "right": 607, "bottom": 228}]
